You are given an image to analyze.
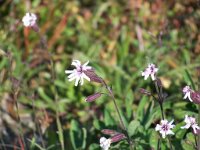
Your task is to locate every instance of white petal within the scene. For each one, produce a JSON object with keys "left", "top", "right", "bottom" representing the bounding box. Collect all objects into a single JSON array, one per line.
[
  {"left": 100, "top": 137, "right": 107, "bottom": 145},
  {"left": 161, "top": 120, "right": 168, "bottom": 124},
  {"left": 72, "top": 60, "right": 81, "bottom": 67},
  {"left": 155, "top": 124, "right": 161, "bottom": 131},
  {"left": 68, "top": 76, "right": 76, "bottom": 81},
  {"left": 160, "top": 131, "right": 166, "bottom": 138},
  {"left": 68, "top": 73, "right": 76, "bottom": 79},
  {"left": 83, "top": 61, "right": 89, "bottom": 67},
  {"left": 193, "top": 127, "right": 197, "bottom": 134},
  {"left": 188, "top": 94, "right": 193, "bottom": 102},
  {"left": 169, "top": 120, "right": 174, "bottom": 126},
  {"left": 82, "top": 73, "right": 90, "bottom": 81},
  {"left": 181, "top": 124, "right": 190, "bottom": 129},
  {"left": 166, "top": 130, "right": 174, "bottom": 135},
  {"left": 80, "top": 76, "right": 84, "bottom": 85},
  {"left": 65, "top": 70, "right": 74, "bottom": 74},
  {"left": 151, "top": 74, "right": 155, "bottom": 80},
  {"left": 75, "top": 77, "right": 80, "bottom": 86}
]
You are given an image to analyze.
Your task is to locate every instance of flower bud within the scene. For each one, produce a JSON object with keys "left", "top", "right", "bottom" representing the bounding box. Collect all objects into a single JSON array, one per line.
[
  {"left": 84, "top": 69, "right": 103, "bottom": 83},
  {"left": 191, "top": 92, "right": 200, "bottom": 104},
  {"left": 194, "top": 128, "right": 200, "bottom": 135},
  {"left": 85, "top": 92, "right": 102, "bottom": 102},
  {"left": 111, "top": 133, "right": 126, "bottom": 143},
  {"left": 101, "top": 129, "right": 118, "bottom": 136},
  {"left": 139, "top": 88, "right": 151, "bottom": 96}
]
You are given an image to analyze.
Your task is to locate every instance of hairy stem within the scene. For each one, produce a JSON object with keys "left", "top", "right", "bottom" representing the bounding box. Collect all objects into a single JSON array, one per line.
[{"left": 101, "top": 80, "right": 133, "bottom": 149}]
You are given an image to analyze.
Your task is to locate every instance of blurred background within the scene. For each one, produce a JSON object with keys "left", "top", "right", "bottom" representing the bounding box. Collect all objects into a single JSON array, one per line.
[{"left": 0, "top": 0, "right": 200, "bottom": 149}]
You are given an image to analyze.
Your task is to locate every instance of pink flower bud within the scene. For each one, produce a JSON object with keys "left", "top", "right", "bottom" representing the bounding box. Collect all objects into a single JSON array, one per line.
[
  {"left": 139, "top": 88, "right": 151, "bottom": 96},
  {"left": 85, "top": 92, "right": 102, "bottom": 102},
  {"left": 191, "top": 92, "right": 200, "bottom": 104},
  {"left": 111, "top": 133, "right": 126, "bottom": 143},
  {"left": 84, "top": 69, "right": 103, "bottom": 83},
  {"left": 101, "top": 129, "right": 119, "bottom": 136}
]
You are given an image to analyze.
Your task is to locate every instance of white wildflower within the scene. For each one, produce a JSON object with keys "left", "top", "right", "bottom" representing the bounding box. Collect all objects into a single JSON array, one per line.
[
  {"left": 181, "top": 115, "right": 200, "bottom": 134},
  {"left": 65, "top": 60, "right": 91, "bottom": 86},
  {"left": 100, "top": 137, "right": 111, "bottom": 150},
  {"left": 141, "top": 64, "right": 158, "bottom": 81},
  {"left": 155, "top": 119, "right": 175, "bottom": 138},
  {"left": 22, "top": 12, "right": 37, "bottom": 27}
]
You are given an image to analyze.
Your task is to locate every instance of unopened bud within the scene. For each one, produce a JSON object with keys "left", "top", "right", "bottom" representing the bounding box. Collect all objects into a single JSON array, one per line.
[
  {"left": 111, "top": 133, "right": 126, "bottom": 143},
  {"left": 84, "top": 69, "right": 103, "bottom": 83},
  {"left": 85, "top": 92, "right": 102, "bottom": 102},
  {"left": 101, "top": 129, "right": 118, "bottom": 136},
  {"left": 139, "top": 88, "right": 151, "bottom": 96},
  {"left": 191, "top": 92, "right": 200, "bottom": 104},
  {"left": 31, "top": 24, "right": 39, "bottom": 32},
  {"left": 194, "top": 128, "right": 200, "bottom": 135}
]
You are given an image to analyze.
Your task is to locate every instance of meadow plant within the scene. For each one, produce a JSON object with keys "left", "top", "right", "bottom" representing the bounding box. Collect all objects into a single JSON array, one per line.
[
  {"left": 0, "top": 2, "right": 199, "bottom": 149},
  {"left": 65, "top": 61, "right": 200, "bottom": 149}
]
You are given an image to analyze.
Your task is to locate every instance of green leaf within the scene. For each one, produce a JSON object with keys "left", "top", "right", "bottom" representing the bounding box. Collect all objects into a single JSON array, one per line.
[
  {"left": 136, "top": 96, "right": 148, "bottom": 121},
  {"left": 104, "top": 108, "right": 115, "bottom": 126},
  {"left": 70, "top": 120, "right": 87, "bottom": 150},
  {"left": 128, "top": 120, "right": 140, "bottom": 137},
  {"left": 184, "top": 70, "right": 196, "bottom": 90}
]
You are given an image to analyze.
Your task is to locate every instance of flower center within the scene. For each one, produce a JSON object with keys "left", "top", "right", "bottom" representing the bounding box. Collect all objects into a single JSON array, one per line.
[
  {"left": 77, "top": 66, "right": 83, "bottom": 74},
  {"left": 150, "top": 66, "right": 155, "bottom": 73},
  {"left": 162, "top": 124, "right": 169, "bottom": 131}
]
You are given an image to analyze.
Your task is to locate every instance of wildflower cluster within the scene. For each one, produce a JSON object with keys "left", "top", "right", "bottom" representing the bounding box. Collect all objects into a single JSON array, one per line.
[
  {"left": 65, "top": 60, "right": 200, "bottom": 149},
  {"left": 141, "top": 64, "right": 200, "bottom": 140}
]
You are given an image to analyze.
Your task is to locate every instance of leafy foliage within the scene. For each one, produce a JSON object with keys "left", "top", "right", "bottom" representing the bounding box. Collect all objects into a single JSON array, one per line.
[{"left": 0, "top": 0, "right": 200, "bottom": 150}]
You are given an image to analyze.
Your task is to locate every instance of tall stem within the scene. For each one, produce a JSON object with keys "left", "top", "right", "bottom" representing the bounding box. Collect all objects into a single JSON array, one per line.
[
  {"left": 50, "top": 54, "right": 65, "bottom": 150},
  {"left": 154, "top": 80, "right": 173, "bottom": 150},
  {"left": 159, "top": 103, "right": 164, "bottom": 120},
  {"left": 195, "top": 135, "right": 198, "bottom": 149},
  {"left": 104, "top": 84, "right": 133, "bottom": 150}
]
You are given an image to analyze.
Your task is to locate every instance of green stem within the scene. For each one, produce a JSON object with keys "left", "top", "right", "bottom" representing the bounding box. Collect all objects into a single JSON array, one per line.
[
  {"left": 157, "top": 138, "right": 160, "bottom": 150},
  {"left": 104, "top": 84, "right": 133, "bottom": 150},
  {"left": 194, "top": 134, "right": 198, "bottom": 149},
  {"left": 50, "top": 59, "right": 65, "bottom": 150},
  {"left": 154, "top": 80, "right": 173, "bottom": 150}
]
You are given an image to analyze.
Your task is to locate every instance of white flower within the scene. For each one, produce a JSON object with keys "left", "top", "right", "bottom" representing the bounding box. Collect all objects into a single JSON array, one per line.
[
  {"left": 181, "top": 115, "right": 200, "bottom": 134},
  {"left": 100, "top": 137, "right": 111, "bottom": 150},
  {"left": 155, "top": 119, "right": 175, "bottom": 138},
  {"left": 183, "top": 86, "right": 193, "bottom": 102},
  {"left": 141, "top": 64, "right": 158, "bottom": 80},
  {"left": 65, "top": 60, "right": 91, "bottom": 86},
  {"left": 22, "top": 13, "right": 37, "bottom": 27}
]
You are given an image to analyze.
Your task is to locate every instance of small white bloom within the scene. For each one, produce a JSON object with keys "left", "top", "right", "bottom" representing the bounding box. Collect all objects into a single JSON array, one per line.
[
  {"left": 155, "top": 119, "right": 175, "bottom": 138},
  {"left": 100, "top": 137, "right": 111, "bottom": 150},
  {"left": 65, "top": 60, "right": 91, "bottom": 86},
  {"left": 22, "top": 13, "right": 37, "bottom": 27},
  {"left": 181, "top": 115, "right": 200, "bottom": 134},
  {"left": 183, "top": 86, "right": 193, "bottom": 102},
  {"left": 141, "top": 64, "right": 158, "bottom": 81}
]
